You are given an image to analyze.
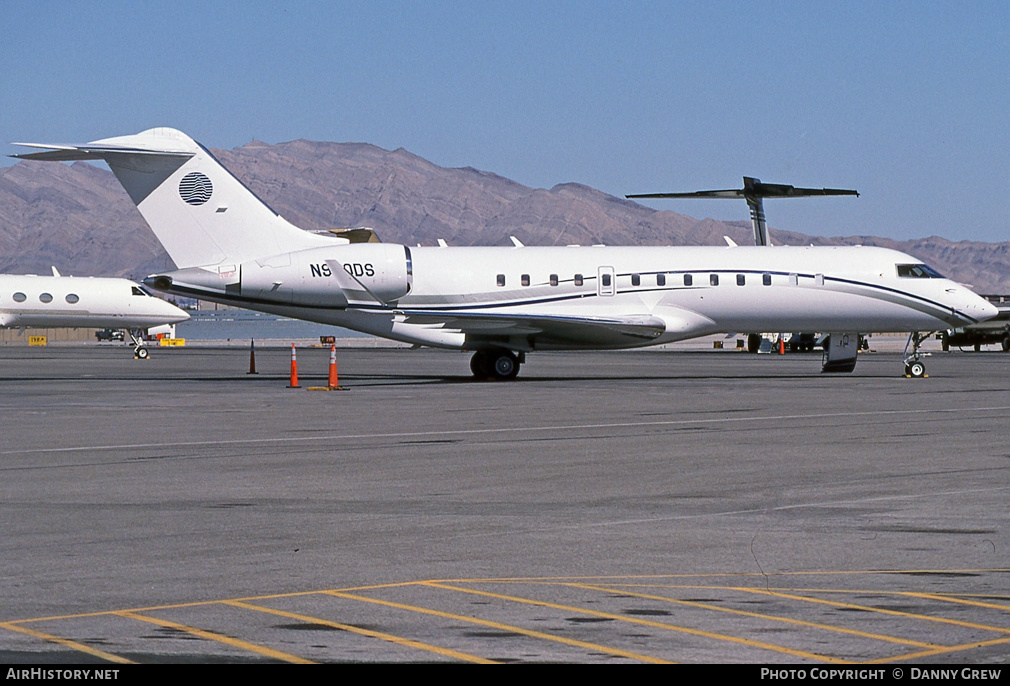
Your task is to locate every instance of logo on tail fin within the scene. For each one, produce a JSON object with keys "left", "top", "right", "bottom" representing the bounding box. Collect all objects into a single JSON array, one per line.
[{"left": 179, "top": 172, "right": 213, "bottom": 205}]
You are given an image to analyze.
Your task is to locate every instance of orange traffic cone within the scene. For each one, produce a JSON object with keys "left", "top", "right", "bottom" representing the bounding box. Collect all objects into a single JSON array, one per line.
[
  {"left": 307, "top": 343, "right": 347, "bottom": 391},
  {"left": 328, "top": 343, "right": 340, "bottom": 389},
  {"left": 287, "top": 344, "right": 300, "bottom": 388},
  {"left": 247, "top": 339, "right": 258, "bottom": 374}
]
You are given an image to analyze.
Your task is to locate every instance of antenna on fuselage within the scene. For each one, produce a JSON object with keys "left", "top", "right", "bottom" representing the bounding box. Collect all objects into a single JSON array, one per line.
[{"left": 627, "top": 177, "right": 859, "bottom": 246}]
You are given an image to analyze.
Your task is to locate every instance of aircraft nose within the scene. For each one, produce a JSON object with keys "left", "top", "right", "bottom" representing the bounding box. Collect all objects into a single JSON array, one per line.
[
  {"left": 163, "top": 301, "right": 190, "bottom": 322},
  {"left": 978, "top": 298, "right": 999, "bottom": 321}
]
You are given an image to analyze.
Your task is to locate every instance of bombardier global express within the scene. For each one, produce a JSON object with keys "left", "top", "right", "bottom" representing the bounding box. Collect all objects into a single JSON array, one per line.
[
  {"left": 13, "top": 128, "right": 997, "bottom": 378},
  {"left": 0, "top": 270, "right": 189, "bottom": 357}
]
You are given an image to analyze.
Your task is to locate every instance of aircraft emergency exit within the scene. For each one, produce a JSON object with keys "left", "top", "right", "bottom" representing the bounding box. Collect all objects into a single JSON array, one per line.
[
  {"left": 0, "top": 271, "right": 189, "bottom": 357},
  {"left": 13, "top": 128, "right": 997, "bottom": 378}
]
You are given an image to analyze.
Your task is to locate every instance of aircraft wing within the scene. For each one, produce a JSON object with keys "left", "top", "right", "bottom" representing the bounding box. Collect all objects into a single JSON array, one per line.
[{"left": 395, "top": 309, "right": 669, "bottom": 347}]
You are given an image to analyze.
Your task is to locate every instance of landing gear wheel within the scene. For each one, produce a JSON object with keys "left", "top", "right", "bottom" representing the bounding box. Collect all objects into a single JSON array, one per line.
[
  {"left": 491, "top": 351, "right": 520, "bottom": 380},
  {"left": 470, "top": 350, "right": 521, "bottom": 380},
  {"left": 902, "top": 331, "right": 932, "bottom": 379},
  {"left": 470, "top": 350, "right": 491, "bottom": 378},
  {"left": 1002, "top": 335, "right": 1010, "bottom": 352},
  {"left": 135, "top": 347, "right": 149, "bottom": 359}
]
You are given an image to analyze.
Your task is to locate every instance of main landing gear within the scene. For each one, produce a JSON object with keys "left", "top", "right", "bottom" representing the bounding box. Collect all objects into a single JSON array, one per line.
[
  {"left": 128, "top": 329, "right": 150, "bottom": 359},
  {"left": 903, "top": 331, "right": 932, "bottom": 378},
  {"left": 470, "top": 349, "right": 523, "bottom": 380}
]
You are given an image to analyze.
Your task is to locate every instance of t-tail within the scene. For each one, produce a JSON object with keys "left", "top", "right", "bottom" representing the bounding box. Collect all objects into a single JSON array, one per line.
[{"left": 13, "top": 128, "right": 333, "bottom": 270}]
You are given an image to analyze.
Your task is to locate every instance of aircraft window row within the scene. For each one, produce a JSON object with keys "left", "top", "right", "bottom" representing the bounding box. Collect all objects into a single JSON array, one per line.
[
  {"left": 6, "top": 292, "right": 81, "bottom": 303},
  {"left": 492, "top": 272, "right": 781, "bottom": 288},
  {"left": 497, "top": 273, "right": 589, "bottom": 287},
  {"left": 702, "top": 273, "right": 778, "bottom": 287},
  {"left": 897, "top": 263, "right": 945, "bottom": 278}
]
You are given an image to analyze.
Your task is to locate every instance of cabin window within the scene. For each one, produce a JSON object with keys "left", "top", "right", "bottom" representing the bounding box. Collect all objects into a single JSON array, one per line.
[
  {"left": 710, "top": 274, "right": 719, "bottom": 286},
  {"left": 574, "top": 274, "right": 584, "bottom": 286},
  {"left": 13, "top": 292, "right": 26, "bottom": 303},
  {"left": 896, "top": 263, "right": 945, "bottom": 278},
  {"left": 762, "top": 273, "right": 772, "bottom": 286},
  {"left": 684, "top": 274, "right": 693, "bottom": 286},
  {"left": 521, "top": 274, "right": 530, "bottom": 287},
  {"left": 39, "top": 293, "right": 53, "bottom": 303},
  {"left": 736, "top": 274, "right": 745, "bottom": 286},
  {"left": 788, "top": 273, "right": 798, "bottom": 286},
  {"left": 631, "top": 274, "right": 640, "bottom": 286},
  {"left": 657, "top": 274, "right": 666, "bottom": 286},
  {"left": 497, "top": 274, "right": 505, "bottom": 287},
  {"left": 65, "top": 294, "right": 80, "bottom": 304},
  {"left": 549, "top": 274, "right": 558, "bottom": 286},
  {"left": 601, "top": 273, "right": 612, "bottom": 287}
]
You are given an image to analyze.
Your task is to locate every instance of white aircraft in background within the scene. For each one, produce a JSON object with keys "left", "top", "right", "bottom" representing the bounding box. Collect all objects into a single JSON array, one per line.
[
  {"left": 13, "top": 128, "right": 997, "bottom": 378},
  {"left": 0, "top": 269, "right": 189, "bottom": 357}
]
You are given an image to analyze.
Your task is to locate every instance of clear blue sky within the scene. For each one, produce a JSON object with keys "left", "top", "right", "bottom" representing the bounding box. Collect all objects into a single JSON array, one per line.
[{"left": 3, "top": 1, "right": 1008, "bottom": 243}]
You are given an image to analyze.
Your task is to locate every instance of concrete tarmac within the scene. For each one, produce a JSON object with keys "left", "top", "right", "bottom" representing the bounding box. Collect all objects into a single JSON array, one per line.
[{"left": 1, "top": 344, "right": 1008, "bottom": 663}]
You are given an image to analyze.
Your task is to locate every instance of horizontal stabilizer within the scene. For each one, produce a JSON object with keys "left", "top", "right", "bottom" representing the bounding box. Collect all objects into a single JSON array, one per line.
[
  {"left": 12, "top": 142, "right": 192, "bottom": 162},
  {"left": 627, "top": 176, "right": 858, "bottom": 247},
  {"left": 627, "top": 176, "right": 858, "bottom": 201}
]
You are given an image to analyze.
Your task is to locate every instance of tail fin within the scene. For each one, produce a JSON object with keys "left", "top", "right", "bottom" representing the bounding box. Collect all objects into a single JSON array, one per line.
[{"left": 14, "top": 128, "right": 334, "bottom": 269}]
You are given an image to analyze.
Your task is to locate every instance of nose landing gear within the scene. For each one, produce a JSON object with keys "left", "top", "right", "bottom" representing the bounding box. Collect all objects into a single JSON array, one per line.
[
  {"left": 903, "top": 332, "right": 932, "bottom": 378},
  {"left": 128, "top": 329, "right": 150, "bottom": 359}
]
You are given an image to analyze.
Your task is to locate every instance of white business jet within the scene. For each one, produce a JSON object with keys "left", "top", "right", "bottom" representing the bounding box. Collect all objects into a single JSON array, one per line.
[
  {"left": 0, "top": 270, "right": 189, "bottom": 358},
  {"left": 13, "top": 128, "right": 997, "bottom": 378}
]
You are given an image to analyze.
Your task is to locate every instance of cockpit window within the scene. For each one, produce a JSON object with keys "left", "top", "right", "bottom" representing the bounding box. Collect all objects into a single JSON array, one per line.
[
  {"left": 132, "top": 286, "right": 148, "bottom": 296},
  {"left": 896, "top": 263, "right": 945, "bottom": 278}
]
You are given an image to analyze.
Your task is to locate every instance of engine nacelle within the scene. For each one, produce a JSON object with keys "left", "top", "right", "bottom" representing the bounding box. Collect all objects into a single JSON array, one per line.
[{"left": 240, "top": 244, "right": 411, "bottom": 307}]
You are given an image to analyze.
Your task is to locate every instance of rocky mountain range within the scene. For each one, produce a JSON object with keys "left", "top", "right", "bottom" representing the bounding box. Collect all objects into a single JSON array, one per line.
[{"left": 3, "top": 138, "right": 1010, "bottom": 293}]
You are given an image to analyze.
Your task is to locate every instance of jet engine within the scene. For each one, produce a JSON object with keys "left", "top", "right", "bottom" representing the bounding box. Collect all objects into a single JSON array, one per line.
[{"left": 239, "top": 244, "right": 412, "bottom": 307}]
